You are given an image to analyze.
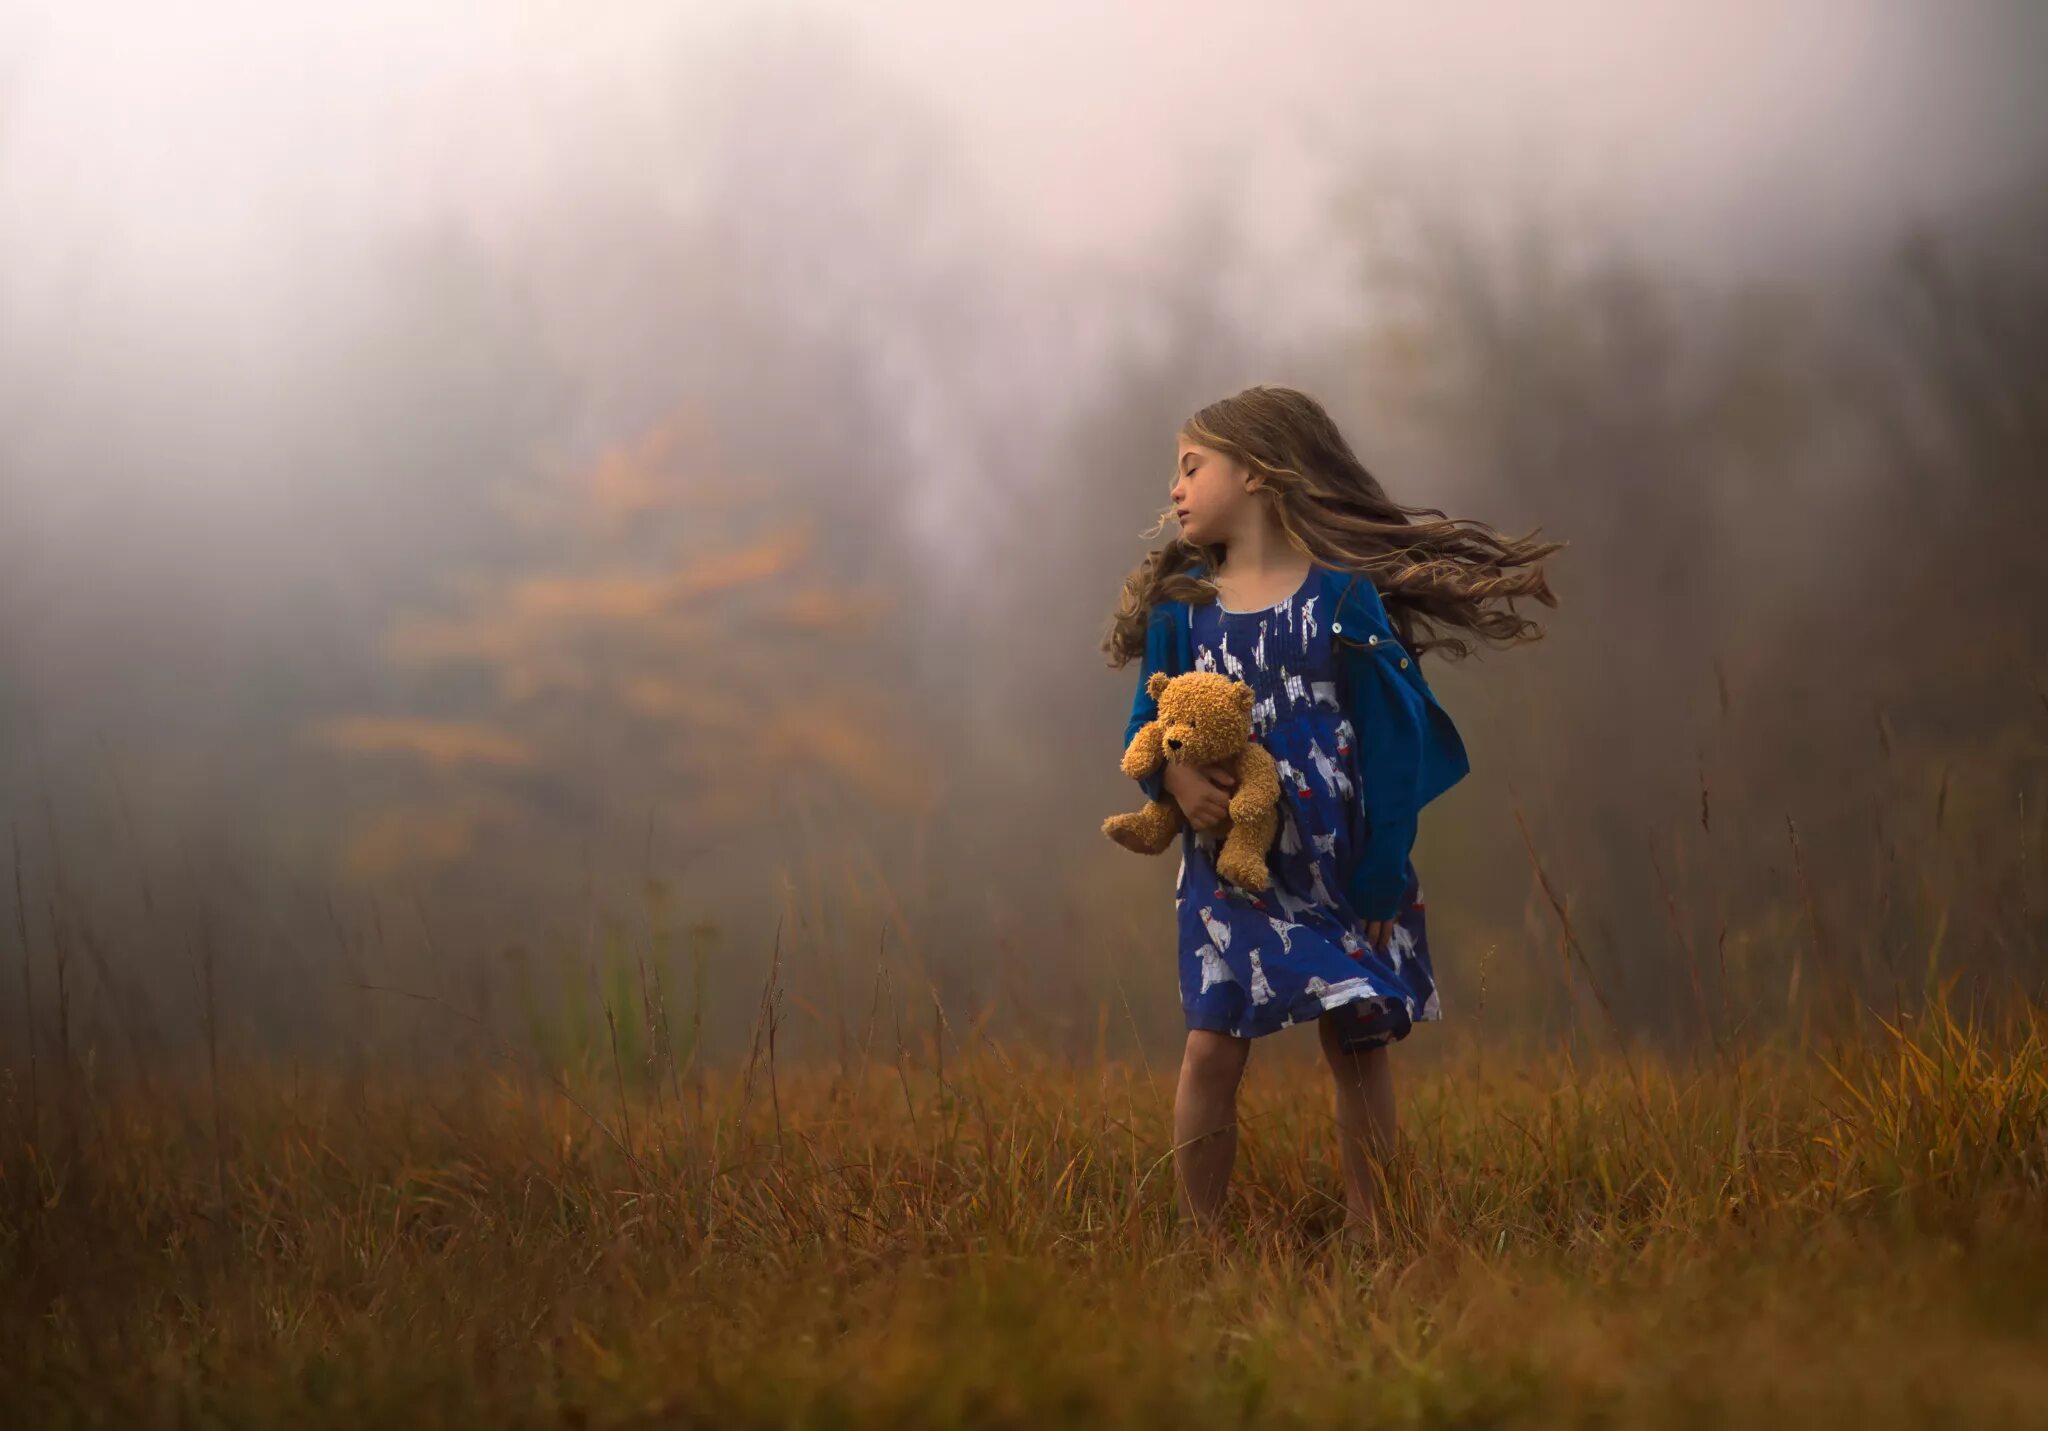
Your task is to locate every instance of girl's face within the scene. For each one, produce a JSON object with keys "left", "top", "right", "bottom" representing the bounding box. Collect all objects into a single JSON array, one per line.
[{"left": 1170, "top": 437, "right": 1256, "bottom": 546}]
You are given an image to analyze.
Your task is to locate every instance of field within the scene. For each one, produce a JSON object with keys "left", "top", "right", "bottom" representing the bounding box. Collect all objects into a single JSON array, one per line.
[{"left": 6, "top": 974, "right": 2046, "bottom": 1428}]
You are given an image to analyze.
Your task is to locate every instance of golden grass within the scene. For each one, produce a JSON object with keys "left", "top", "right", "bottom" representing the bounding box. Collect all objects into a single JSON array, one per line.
[{"left": 5, "top": 979, "right": 2047, "bottom": 1428}]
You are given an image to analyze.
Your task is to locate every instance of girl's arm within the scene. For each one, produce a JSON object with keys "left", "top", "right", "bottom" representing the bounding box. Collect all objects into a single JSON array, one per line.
[
  {"left": 1337, "top": 586, "right": 1470, "bottom": 921},
  {"left": 1121, "top": 606, "right": 1175, "bottom": 801}
]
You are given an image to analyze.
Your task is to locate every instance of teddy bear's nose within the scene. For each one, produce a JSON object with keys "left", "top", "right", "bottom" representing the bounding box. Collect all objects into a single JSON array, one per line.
[{"left": 1164, "top": 737, "right": 1183, "bottom": 750}]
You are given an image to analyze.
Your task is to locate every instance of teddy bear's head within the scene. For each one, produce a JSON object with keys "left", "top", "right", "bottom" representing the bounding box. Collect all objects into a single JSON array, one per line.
[{"left": 1146, "top": 669, "right": 1256, "bottom": 767}]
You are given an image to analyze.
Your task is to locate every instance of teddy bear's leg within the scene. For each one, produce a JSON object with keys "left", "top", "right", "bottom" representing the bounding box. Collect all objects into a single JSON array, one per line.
[
  {"left": 1102, "top": 798, "right": 1184, "bottom": 855},
  {"left": 1231, "top": 744, "right": 1284, "bottom": 819},
  {"left": 1214, "top": 745, "right": 1282, "bottom": 892},
  {"left": 1215, "top": 812, "right": 1275, "bottom": 892}
]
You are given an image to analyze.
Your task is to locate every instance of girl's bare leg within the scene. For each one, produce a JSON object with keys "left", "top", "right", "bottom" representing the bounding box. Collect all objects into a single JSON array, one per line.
[
  {"left": 1317, "top": 1014, "right": 1398, "bottom": 1245},
  {"left": 1173, "top": 1029, "right": 1251, "bottom": 1235}
]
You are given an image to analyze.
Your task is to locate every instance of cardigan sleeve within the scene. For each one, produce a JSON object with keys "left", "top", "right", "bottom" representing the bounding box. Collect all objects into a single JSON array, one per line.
[
  {"left": 1337, "top": 589, "right": 1470, "bottom": 922},
  {"left": 1348, "top": 811, "right": 1418, "bottom": 921},
  {"left": 1121, "top": 606, "right": 1172, "bottom": 801}
]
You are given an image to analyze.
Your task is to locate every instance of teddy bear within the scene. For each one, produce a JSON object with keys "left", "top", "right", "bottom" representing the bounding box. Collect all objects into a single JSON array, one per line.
[{"left": 1103, "top": 669, "right": 1282, "bottom": 893}]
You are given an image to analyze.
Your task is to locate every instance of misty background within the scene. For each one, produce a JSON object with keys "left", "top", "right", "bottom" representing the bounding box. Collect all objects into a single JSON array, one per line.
[{"left": 3, "top": 1, "right": 2045, "bottom": 1075}]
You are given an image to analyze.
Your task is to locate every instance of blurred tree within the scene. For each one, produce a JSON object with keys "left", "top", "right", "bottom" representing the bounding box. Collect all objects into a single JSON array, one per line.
[{"left": 303, "top": 406, "right": 936, "bottom": 921}]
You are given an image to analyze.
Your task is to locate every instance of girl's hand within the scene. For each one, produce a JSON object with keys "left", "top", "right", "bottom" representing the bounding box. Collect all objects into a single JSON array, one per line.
[
  {"left": 1162, "top": 762, "right": 1238, "bottom": 834},
  {"left": 1359, "top": 919, "right": 1392, "bottom": 956}
]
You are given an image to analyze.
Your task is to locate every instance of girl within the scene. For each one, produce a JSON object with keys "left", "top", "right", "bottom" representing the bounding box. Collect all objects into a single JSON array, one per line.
[{"left": 1103, "top": 384, "right": 1561, "bottom": 1246}]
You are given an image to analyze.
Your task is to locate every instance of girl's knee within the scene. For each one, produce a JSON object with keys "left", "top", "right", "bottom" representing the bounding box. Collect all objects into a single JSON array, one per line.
[
  {"left": 1318, "top": 1012, "right": 1391, "bottom": 1068},
  {"left": 1181, "top": 1029, "right": 1249, "bottom": 1087}
]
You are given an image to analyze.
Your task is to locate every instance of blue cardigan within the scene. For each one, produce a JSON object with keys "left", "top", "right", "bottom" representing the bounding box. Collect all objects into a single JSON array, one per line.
[{"left": 1120, "top": 560, "right": 1469, "bottom": 921}]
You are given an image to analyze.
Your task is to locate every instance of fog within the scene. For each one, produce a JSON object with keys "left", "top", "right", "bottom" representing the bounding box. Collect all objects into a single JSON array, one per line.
[{"left": 3, "top": 1, "right": 2044, "bottom": 1071}]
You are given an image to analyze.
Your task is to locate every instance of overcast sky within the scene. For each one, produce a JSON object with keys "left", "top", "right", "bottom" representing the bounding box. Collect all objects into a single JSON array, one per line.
[
  {"left": 0, "top": 0, "right": 2038, "bottom": 585},
  {"left": 5, "top": 1, "right": 2044, "bottom": 310}
]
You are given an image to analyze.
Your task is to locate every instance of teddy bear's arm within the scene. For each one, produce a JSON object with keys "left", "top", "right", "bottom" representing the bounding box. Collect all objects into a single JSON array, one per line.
[
  {"left": 1118, "top": 721, "right": 1167, "bottom": 781},
  {"left": 1228, "top": 743, "right": 1282, "bottom": 817}
]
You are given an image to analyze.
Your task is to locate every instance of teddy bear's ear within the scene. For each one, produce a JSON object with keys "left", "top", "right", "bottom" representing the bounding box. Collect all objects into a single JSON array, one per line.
[
  {"left": 1233, "top": 683, "right": 1254, "bottom": 712},
  {"left": 1147, "top": 671, "right": 1172, "bottom": 700}
]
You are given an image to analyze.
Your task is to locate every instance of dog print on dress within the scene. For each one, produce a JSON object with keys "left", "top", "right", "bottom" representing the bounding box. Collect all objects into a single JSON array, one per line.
[{"left": 1168, "top": 565, "right": 1441, "bottom": 1047}]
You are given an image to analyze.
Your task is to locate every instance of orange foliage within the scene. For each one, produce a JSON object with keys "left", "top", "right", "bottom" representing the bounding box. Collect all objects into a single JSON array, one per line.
[
  {"left": 305, "top": 716, "right": 535, "bottom": 769},
  {"left": 483, "top": 526, "right": 813, "bottom": 625},
  {"left": 668, "top": 524, "right": 814, "bottom": 599},
  {"left": 772, "top": 583, "right": 894, "bottom": 634},
  {"left": 620, "top": 677, "right": 754, "bottom": 733},
  {"left": 310, "top": 411, "right": 909, "bottom": 879},
  {"left": 339, "top": 801, "right": 487, "bottom": 880},
  {"left": 507, "top": 572, "right": 676, "bottom": 622},
  {"left": 580, "top": 414, "right": 697, "bottom": 524},
  {"left": 572, "top": 405, "right": 756, "bottom": 526},
  {"left": 752, "top": 705, "right": 939, "bottom": 814}
]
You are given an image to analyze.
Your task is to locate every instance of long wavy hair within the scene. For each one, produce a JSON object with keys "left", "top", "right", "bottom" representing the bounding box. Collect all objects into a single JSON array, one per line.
[{"left": 1103, "top": 384, "right": 1563, "bottom": 667}]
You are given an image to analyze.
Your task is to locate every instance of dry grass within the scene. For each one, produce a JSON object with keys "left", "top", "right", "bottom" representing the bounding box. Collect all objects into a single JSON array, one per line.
[{"left": 4, "top": 974, "right": 2046, "bottom": 1428}]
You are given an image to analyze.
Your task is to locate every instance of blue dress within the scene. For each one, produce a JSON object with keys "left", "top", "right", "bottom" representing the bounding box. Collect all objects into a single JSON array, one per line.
[{"left": 1175, "top": 565, "right": 1440, "bottom": 1048}]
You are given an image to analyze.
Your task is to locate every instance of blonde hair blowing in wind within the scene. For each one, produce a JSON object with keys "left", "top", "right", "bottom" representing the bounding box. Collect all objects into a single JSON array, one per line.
[{"left": 1104, "top": 384, "right": 1564, "bottom": 667}]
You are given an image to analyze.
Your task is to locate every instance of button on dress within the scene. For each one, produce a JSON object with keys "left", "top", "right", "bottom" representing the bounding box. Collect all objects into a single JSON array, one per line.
[{"left": 1175, "top": 566, "right": 1440, "bottom": 1048}]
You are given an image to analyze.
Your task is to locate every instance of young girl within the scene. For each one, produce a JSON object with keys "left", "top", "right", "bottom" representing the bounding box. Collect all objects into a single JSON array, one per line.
[{"left": 1103, "top": 384, "right": 1561, "bottom": 1246}]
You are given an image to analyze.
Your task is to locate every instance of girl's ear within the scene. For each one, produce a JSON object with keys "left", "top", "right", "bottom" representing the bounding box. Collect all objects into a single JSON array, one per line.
[{"left": 1147, "top": 671, "right": 1172, "bottom": 700}]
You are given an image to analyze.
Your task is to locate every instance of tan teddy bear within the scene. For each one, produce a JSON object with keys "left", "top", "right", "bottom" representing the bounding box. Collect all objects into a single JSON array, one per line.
[{"left": 1103, "top": 669, "right": 1282, "bottom": 892}]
